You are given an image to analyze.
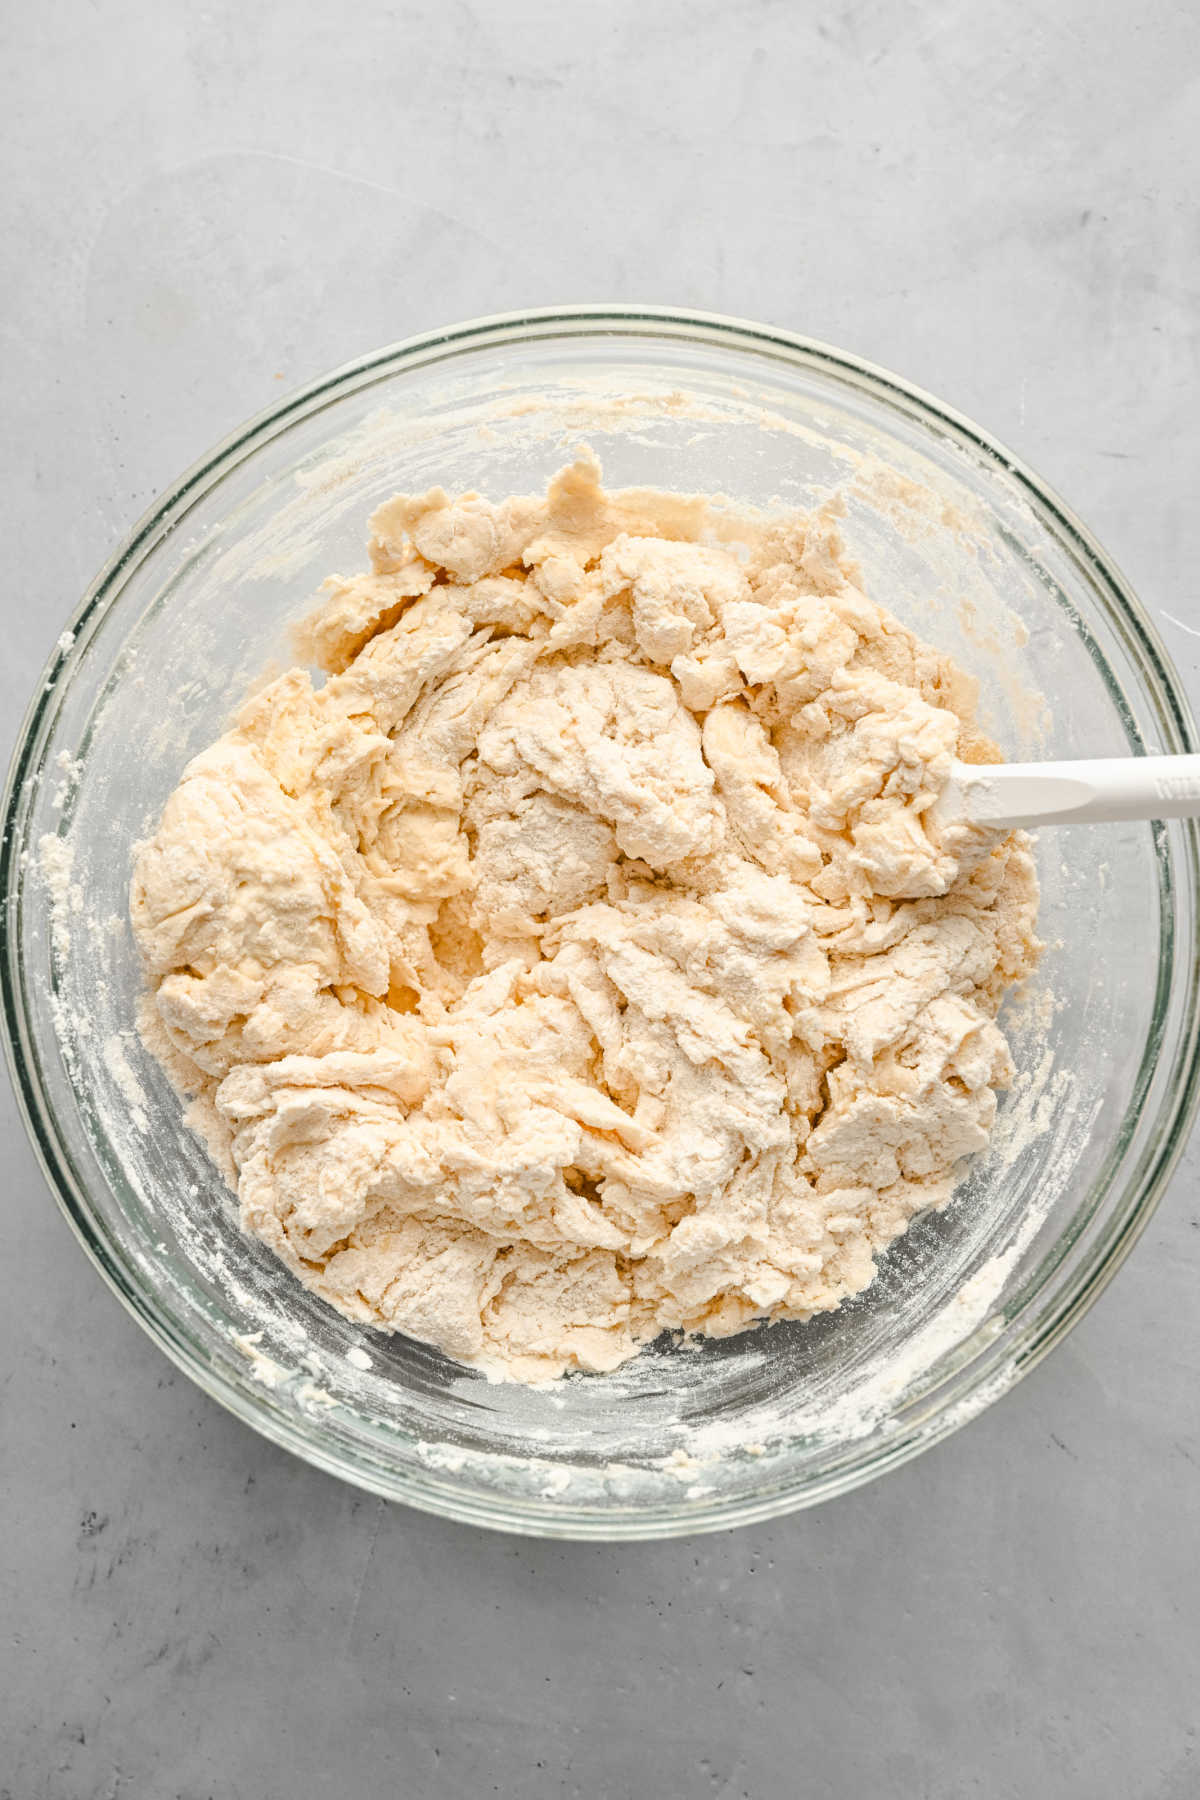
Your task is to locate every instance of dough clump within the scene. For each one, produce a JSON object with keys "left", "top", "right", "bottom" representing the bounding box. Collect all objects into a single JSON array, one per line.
[{"left": 132, "top": 456, "right": 1039, "bottom": 1381}]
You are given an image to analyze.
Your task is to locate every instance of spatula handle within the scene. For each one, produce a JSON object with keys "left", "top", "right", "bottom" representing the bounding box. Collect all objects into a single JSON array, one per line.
[{"left": 947, "top": 755, "right": 1200, "bottom": 830}]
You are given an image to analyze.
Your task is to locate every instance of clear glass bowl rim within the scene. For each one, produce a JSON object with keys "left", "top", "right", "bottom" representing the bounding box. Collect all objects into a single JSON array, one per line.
[{"left": 4, "top": 303, "right": 1200, "bottom": 1538}]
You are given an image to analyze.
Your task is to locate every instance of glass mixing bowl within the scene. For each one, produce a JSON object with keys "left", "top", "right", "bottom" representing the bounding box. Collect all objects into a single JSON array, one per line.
[{"left": 4, "top": 307, "right": 1199, "bottom": 1539}]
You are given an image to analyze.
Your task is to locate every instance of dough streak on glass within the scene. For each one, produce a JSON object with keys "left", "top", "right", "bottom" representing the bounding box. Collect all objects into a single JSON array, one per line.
[{"left": 131, "top": 454, "right": 1040, "bottom": 1382}]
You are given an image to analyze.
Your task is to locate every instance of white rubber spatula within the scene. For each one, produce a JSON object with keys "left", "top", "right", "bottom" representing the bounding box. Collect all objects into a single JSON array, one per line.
[{"left": 936, "top": 754, "right": 1200, "bottom": 831}]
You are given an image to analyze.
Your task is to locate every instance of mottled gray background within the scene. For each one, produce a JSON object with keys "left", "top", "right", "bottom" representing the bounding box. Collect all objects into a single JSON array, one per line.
[{"left": 4, "top": 3, "right": 1200, "bottom": 1796}]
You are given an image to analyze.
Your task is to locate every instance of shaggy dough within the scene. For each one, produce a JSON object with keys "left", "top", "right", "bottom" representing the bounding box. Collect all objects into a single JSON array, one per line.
[{"left": 132, "top": 455, "right": 1039, "bottom": 1382}]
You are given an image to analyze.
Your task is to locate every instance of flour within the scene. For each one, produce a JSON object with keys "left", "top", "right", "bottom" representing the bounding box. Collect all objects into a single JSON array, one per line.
[
  {"left": 131, "top": 455, "right": 1040, "bottom": 1384},
  {"left": 38, "top": 833, "right": 81, "bottom": 961},
  {"left": 50, "top": 750, "right": 84, "bottom": 813},
  {"left": 101, "top": 1032, "right": 150, "bottom": 1135}
]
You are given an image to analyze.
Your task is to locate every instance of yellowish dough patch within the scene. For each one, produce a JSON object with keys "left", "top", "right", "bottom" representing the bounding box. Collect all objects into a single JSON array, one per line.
[{"left": 131, "top": 455, "right": 1039, "bottom": 1382}]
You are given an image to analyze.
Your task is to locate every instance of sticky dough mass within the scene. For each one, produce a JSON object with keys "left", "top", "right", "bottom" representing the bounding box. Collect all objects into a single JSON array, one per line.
[{"left": 132, "top": 455, "right": 1040, "bottom": 1382}]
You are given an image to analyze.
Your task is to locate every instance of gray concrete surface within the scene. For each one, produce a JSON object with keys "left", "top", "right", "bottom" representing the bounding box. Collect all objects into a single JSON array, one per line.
[{"left": 4, "top": 3, "right": 1200, "bottom": 1795}]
